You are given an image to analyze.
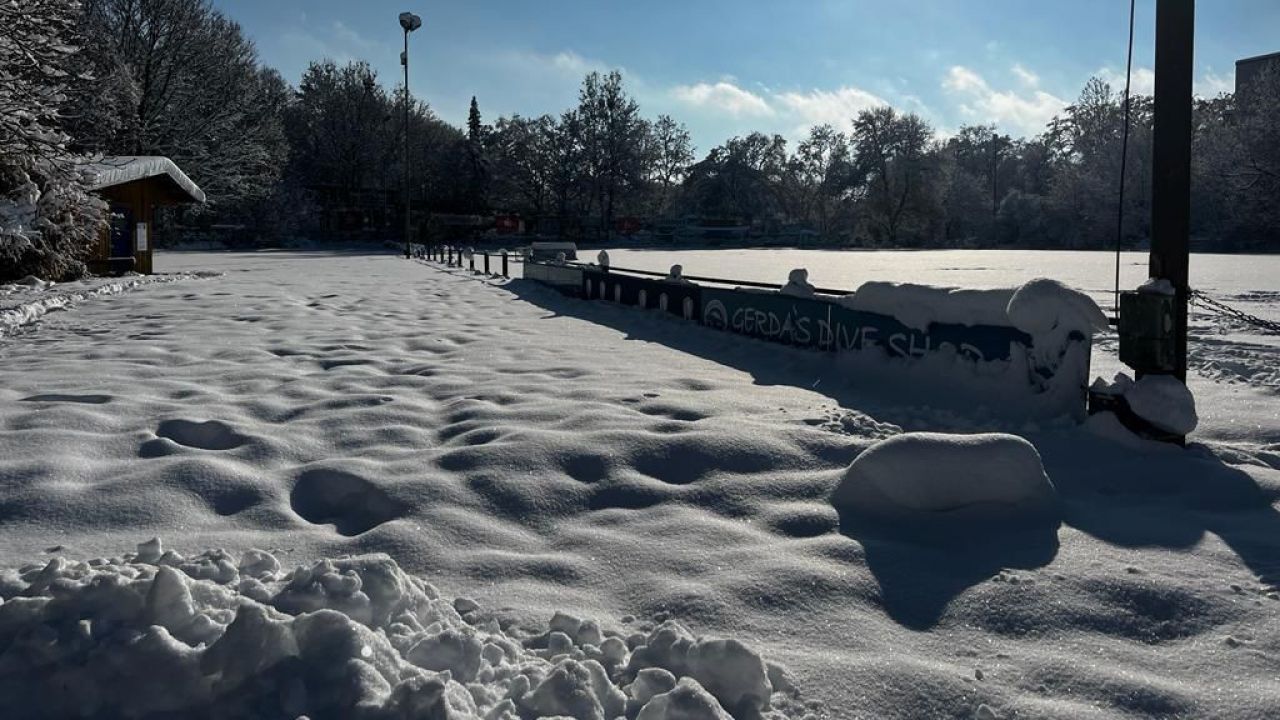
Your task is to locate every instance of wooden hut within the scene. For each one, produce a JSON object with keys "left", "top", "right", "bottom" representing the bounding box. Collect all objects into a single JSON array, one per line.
[{"left": 83, "top": 156, "right": 206, "bottom": 275}]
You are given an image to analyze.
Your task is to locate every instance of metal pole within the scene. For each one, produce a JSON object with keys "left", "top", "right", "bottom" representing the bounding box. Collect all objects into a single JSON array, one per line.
[
  {"left": 1149, "top": 0, "right": 1194, "bottom": 381},
  {"left": 484, "top": 252, "right": 490, "bottom": 274},
  {"left": 402, "top": 29, "right": 412, "bottom": 259}
]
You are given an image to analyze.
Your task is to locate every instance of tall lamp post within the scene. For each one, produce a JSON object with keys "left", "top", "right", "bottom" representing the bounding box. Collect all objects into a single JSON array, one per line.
[{"left": 399, "top": 11, "right": 422, "bottom": 259}]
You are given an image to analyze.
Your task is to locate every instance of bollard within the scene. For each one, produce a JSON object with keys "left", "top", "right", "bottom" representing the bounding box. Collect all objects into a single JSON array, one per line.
[
  {"left": 484, "top": 252, "right": 490, "bottom": 275},
  {"left": 501, "top": 252, "right": 508, "bottom": 278}
]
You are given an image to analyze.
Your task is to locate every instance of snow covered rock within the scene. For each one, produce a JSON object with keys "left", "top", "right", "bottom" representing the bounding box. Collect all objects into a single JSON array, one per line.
[
  {"left": 1124, "top": 374, "right": 1198, "bottom": 435},
  {"left": 636, "top": 678, "right": 733, "bottom": 720},
  {"left": 831, "top": 432, "right": 1057, "bottom": 517}
]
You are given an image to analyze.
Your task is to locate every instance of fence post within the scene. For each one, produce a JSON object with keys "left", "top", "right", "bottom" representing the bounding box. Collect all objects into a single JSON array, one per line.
[
  {"left": 469, "top": 254, "right": 475, "bottom": 272},
  {"left": 502, "top": 252, "right": 508, "bottom": 278},
  {"left": 447, "top": 246, "right": 453, "bottom": 265},
  {"left": 484, "top": 252, "right": 490, "bottom": 275}
]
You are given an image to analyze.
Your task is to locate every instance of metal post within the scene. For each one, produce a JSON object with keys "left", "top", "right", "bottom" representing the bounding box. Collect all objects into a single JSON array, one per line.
[
  {"left": 447, "top": 246, "right": 453, "bottom": 265},
  {"left": 469, "top": 254, "right": 475, "bottom": 272},
  {"left": 402, "top": 29, "right": 411, "bottom": 259},
  {"left": 1149, "top": 0, "right": 1194, "bottom": 382},
  {"left": 501, "top": 253, "right": 508, "bottom": 278},
  {"left": 484, "top": 252, "right": 490, "bottom": 275}
]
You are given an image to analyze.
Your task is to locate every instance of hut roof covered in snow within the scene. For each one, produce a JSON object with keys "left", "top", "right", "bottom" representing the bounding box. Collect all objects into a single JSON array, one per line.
[{"left": 83, "top": 156, "right": 206, "bottom": 204}]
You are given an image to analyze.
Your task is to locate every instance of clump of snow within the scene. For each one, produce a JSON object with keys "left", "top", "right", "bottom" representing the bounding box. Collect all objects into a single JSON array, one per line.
[
  {"left": 1138, "top": 277, "right": 1176, "bottom": 296},
  {"left": 839, "top": 281, "right": 1014, "bottom": 332},
  {"left": 830, "top": 432, "right": 1057, "bottom": 518},
  {"left": 1005, "top": 278, "right": 1108, "bottom": 338},
  {"left": 1125, "top": 374, "right": 1199, "bottom": 435},
  {"left": 0, "top": 544, "right": 802, "bottom": 719},
  {"left": 636, "top": 678, "right": 734, "bottom": 720},
  {"left": 779, "top": 268, "right": 816, "bottom": 298}
]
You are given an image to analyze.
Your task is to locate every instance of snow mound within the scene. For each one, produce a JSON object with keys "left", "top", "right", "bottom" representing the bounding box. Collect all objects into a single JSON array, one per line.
[
  {"left": 1125, "top": 374, "right": 1199, "bottom": 435},
  {"left": 0, "top": 542, "right": 803, "bottom": 720},
  {"left": 830, "top": 432, "right": 1057, "bottom": 518},
  {"left": 839, "top": 281, "right": 1013, "bottom": 331},
  {"left": 0, "top": 273, "right": 216, "bottom": 338},
  {"left": 1005, "top": 278, "right": 1108, "bottom": 337}
]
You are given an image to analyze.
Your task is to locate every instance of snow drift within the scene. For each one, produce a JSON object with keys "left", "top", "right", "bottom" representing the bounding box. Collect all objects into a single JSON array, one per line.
[
  {"left": 830, "top": 432, "right": 1058, "bottom": 523},
  {"left": 0, "top": 541, "right": 804, "bottom": 720}
]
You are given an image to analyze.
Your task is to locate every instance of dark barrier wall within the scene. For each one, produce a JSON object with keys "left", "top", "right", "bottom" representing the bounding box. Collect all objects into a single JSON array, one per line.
[
  {"left": 522, "top": 261, "right": 1090, "bottom": 419},
  {"left": 699, "top": 288, "right": 1029, "bottom": 363},
  {"left": 581, "top": 268, "right": 702, "bottom": 321}
]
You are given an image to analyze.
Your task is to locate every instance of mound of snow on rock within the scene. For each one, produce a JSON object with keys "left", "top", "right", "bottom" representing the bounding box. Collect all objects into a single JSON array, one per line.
[
  {"left": 1123, "top": 373, "right": 1199, "bottom": 435},
  {"left": 830, "top": 432, "right": 1057, "bottom": 517},
  {"left": 0, "top": 540, "right": 804, "bottom": 720}
]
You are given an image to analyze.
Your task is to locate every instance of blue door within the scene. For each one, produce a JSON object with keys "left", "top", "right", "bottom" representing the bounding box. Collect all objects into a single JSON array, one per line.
[{"left": 109, "top": 205, "right": 133, "bottom": 258}]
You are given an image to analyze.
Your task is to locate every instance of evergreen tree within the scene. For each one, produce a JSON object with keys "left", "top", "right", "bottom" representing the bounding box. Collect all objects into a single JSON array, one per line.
[{"left": 465, "top": 96, "right": 490, "bottom": 212}]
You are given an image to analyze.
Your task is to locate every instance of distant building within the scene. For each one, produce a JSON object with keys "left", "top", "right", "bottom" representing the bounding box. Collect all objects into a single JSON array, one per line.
[{"left": 1236, "top": 51, "right": 1280, "bottom": 104}]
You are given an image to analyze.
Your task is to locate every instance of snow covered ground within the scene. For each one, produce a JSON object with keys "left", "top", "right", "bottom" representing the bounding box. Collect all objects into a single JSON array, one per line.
[{"left": 1, "top": 249, "right": 1279, "bottom": 718}]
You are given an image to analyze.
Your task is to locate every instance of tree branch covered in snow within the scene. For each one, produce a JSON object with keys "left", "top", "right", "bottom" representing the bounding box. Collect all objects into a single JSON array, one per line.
[{"left": 0, "top": 0, "right": 105, "bottom": 282}]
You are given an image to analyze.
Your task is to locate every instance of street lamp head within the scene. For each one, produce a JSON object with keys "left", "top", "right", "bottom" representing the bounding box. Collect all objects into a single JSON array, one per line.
[{"left": 399, "top": 12, "right": 422, "bottom": 32}]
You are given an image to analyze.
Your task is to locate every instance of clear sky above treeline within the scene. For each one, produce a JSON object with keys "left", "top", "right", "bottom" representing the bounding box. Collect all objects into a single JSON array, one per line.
[{"left": 211, "top": 0, "right": 1278, "bottom": 152}]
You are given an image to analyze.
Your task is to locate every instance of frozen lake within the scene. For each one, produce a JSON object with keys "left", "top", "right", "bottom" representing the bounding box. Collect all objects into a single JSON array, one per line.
[{"left": 596, "top": 248, "right": 1280, "bottom": 318}]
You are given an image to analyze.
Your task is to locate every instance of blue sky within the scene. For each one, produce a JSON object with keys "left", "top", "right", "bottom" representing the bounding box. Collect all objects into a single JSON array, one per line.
[{"left": 212, "top": 0, "right": 1278, "bottom": 153}]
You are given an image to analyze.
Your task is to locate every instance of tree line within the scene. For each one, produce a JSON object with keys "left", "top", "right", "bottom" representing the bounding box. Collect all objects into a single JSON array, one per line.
[{"left": 2, "top": 0, "right": 1278, "bottom": 280}]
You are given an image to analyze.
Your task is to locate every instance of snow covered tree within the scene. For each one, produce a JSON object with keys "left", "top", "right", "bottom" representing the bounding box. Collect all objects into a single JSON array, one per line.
[
  {"left": 70, "top": 0, "right": 288, "bottom": 216},
  {"left": 0, "top": 0, "right": 105, "bottom": 281}
]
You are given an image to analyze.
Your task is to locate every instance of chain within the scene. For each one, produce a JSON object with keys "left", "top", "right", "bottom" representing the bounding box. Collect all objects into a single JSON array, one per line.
[{"left": 1189, "top": 289, "right": 1280, "bottom": 334}]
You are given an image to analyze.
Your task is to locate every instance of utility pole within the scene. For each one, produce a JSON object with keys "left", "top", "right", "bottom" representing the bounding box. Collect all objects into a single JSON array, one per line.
[
  {"left": 1149, "top": 0, "right": 1194, "bottom": 381},
  {"left": 399, "top": 12, "right": 422, "bottom": 259}
]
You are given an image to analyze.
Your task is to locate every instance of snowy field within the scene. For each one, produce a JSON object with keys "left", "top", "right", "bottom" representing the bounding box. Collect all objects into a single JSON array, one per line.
[{"left": 1, "top": 248, "right": 1279, "bottom": 718}]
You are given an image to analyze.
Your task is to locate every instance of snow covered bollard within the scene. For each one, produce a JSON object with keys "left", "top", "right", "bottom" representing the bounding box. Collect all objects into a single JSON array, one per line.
[
  {"left": 830, "top": 432, "right": 1058, "bottom": 532},
  {"left": 779, "top": 268, "right": 816, "bottom": 298}
]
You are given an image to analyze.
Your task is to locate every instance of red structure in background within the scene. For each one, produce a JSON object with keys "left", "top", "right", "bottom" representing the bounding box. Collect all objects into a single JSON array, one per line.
[{"left": 494, "top": 214, "right": 522, "bottom": 234}]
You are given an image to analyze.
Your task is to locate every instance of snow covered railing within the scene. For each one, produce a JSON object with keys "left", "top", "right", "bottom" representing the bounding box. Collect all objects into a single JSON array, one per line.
[{"left": 521, "top": 259, "right": 1107, "bottom": 422}]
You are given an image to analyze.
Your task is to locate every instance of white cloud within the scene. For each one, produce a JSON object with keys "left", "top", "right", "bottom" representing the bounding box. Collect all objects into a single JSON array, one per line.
[
  {"left": 1012, "top": 64, "right": 1039, "bottom": 88},
  {"left": 1195, "top": 70, "right": 1234, "bottom": 98},
  {"left": 670, "top": 81, "right": 775, "bottom": 117},
  {"left": 1093, "top": 65, "right": 1234, "bottom": 99},
  {"left": 1095, "top": 66, "right": 1156, "bottom": 97},
  {"left": 943, "top": 65, "right": 1067, "bottom": 136},
  {"left": 772, "top": 86, "right": 888, "bottom": 130}
]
